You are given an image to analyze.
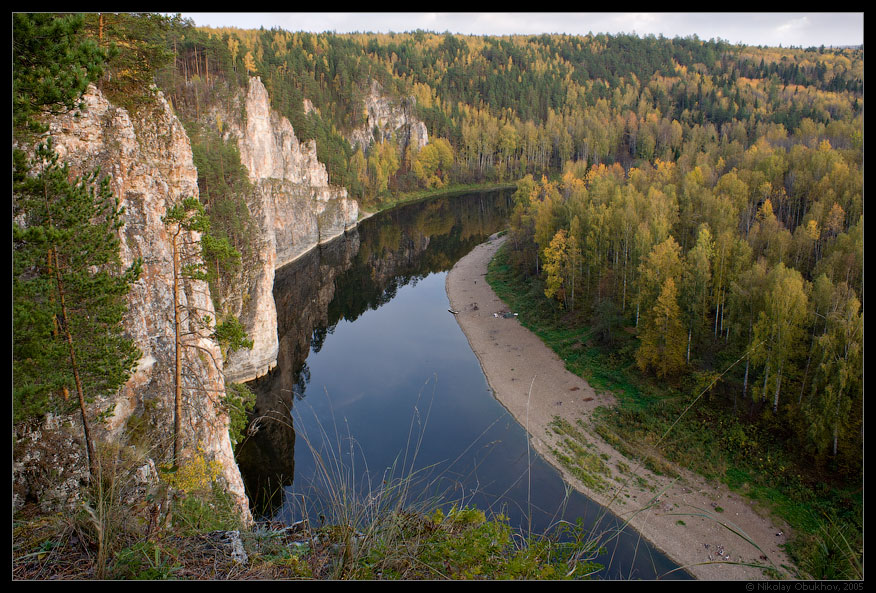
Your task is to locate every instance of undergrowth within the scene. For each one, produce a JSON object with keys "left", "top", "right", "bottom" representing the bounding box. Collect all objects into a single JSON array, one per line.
[{"left": 13, "top": 386, "right": 606, "bottom": 581}]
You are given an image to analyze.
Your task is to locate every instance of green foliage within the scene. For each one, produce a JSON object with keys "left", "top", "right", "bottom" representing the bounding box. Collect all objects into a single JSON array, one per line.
[
  {"left": 162, "top": 197, "right": 214, "bottom": 283},
  {"left": 80, "top": 13, "right": 181, "bottom": 109},
  {"left": 790, "top": 514, "right": 863, "bottom": 580},
  {"left": 354, "top": 506, "right": 600, "bottom": 580},
  {"left": 223, "top": 382, "right": 257, "bottom": 447},
  {"left": 13, "top": 141, "right": 142, "bottom": 423},
  {"left": 163, "top": 196, "right": 210, "bottom": 236},
  {"left": 549, "top": 418, "right": 611, "bottom": 492},
  {"left": 112, "top": 541, "right": 181, "bottom": 580},
  {"left": 171, "top": 484, "right": 245, "bottom": 535},
  {"left": 153, "top": 23, "right": 861, "bottom": 211},
  {"left": 12, "top": 16, "right": 864, "bottom": 579},
  {"left": 412, "top": 137, "right": 454, "bottom": 188},
  {"left": 185, "top": 121, "right": 258, "bottom": 311},
  {"left": 636, "top": 278, "right": 687, "bottom": 379},
  {"left": 487, "top": 239, "right": 861, "bottom": 579},
  {"left": 12, "top": 13, "right": 108, "bottom": 135},
  {"left": 213, "top": 317, "right": 253, "bottom": 358},
  {"left": 201, "top": 234, "right": 241, "bottom": 284}
]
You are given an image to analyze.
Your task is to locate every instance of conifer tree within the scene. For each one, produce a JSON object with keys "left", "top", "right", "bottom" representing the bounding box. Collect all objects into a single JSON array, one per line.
[
  {"left": 162, "top": 197, "right": 252, "bottom": 466},
  {"left": 13, "top": 141, "right": 142, "bottom": 478},
  {"left": 636, "top": 277, "right": 686, "bottom": 379},
  {"left": 163, "top": 197, "right": 210, "bottom": 466},
  {"left": 13, "top": 12, "right": 107, "bottom": 134}
]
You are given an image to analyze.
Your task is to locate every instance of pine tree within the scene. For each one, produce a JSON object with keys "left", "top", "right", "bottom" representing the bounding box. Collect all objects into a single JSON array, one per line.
[
  {"left": 543, "top": 229, "right": 569, "bottom": 306},
  {"left": 13, "top": 141, "right": 142, "bottom": 478},
  {"left": 13, "top": 13, "right": 108, "bottom": 135},
  {"left": 162, "top": 197, "right": 251, "bottom": 466},
  {"left": 163, "top": 197, "right": 210, "bottom": 466}
]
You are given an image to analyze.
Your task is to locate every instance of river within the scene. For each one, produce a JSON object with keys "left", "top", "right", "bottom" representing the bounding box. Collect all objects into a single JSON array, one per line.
[{"left": 238, "top": 189, "right": 690, "bottom": 579}]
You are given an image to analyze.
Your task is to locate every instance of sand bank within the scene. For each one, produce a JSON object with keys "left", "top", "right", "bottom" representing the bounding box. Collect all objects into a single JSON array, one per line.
[{"left": 446, "top": 233, "right": 794, "bottom": 580}]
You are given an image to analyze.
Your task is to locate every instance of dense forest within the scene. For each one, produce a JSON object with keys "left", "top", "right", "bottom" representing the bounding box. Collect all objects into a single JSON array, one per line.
[
  {"left": 153, "top": 15, "right": 863, "bottom": 470},
  {"left": 155, "top": 18, "right": 863, "bottom": 578},
  {"left": 14, "top": 13, "right": 862, "bottom": 580}
]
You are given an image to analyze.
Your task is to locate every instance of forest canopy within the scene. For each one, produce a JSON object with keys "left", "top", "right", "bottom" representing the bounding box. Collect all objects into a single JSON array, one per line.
[{"left": 13, "top": 14, "right": 863, "bottom": 579}]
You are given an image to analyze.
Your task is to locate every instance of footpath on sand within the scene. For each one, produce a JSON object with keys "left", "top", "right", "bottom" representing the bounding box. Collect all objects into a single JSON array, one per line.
[{"left": 445, "top": 233, "right": 794, "bottom": 581}]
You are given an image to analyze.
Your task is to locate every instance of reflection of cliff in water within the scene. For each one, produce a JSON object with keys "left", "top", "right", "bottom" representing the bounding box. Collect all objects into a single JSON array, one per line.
[
  {"left": 236, "top": 230, "right": 360, "bottom": 514},
  {"left": 327, "top": 190, "right": 512, "bottom": 329},
  {"left": 237, "top": 189, "right": 512, "bottom": 516}
]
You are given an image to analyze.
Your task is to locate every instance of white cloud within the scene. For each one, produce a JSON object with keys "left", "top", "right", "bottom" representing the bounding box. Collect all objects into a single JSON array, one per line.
[{"left": 776, "top": 15, "right": 810, "bottom": 33}]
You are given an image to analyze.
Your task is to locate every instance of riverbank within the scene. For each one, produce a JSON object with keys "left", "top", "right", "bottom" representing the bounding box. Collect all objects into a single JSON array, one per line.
[
  {"left": 445, "top": 233, "right": 795, "bottom": 581},
  {"left": 358, "top": 182, "right": 516, "bottom": 219}
]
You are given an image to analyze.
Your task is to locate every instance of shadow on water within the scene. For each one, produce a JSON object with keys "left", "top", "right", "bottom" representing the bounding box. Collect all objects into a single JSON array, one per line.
[{"left": 237, "top": 190, "right": 692, "bottom": 579}]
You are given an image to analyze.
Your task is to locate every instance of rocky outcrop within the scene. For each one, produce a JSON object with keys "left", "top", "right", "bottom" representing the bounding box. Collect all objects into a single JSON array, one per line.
[
  {"left": 218, "top": 77, "right": 359, "bottom": 384},
  {"left": 237, "top": 229, "right": 360, "bottom": 512},
  {"left": 347, "top": 80, "right": 428, "bottom": 156},
  {"left": 13, "top": 74, "right": 429, "bottom": 519},
  {"left": 13, "top": 85, "right": 251, "bottom": 522},
  {"left": 202, "top": 77, "right": 433, "bottom": 385}
]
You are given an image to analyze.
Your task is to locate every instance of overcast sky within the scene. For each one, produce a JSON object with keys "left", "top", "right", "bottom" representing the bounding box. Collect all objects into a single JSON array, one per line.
[{"left": 179, "top": 12, "right": 864, "bottom": 48}]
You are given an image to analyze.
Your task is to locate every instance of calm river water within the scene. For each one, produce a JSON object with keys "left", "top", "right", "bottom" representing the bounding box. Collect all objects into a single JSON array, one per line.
[{"left": 239, "top": 190, "right": 690, "bottom": 579}]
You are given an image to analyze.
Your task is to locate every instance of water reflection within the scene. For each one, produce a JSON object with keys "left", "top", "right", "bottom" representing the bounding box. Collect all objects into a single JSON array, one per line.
[
  {"left": 238, "top": 190, "right": 512, "bottom": 515},
  {"left": 237, "top": 189, "right": 689, "bottom": 579}
]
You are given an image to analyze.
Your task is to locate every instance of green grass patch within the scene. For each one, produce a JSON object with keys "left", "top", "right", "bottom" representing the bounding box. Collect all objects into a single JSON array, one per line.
[{"left": 548, "top": 418, "right": 611, "bottom": 492}]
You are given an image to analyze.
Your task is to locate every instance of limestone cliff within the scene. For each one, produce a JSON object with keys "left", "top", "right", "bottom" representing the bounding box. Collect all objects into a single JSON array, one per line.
[
  {"left": 198, "top": 77, "right": 431, "bottom": 385},
  {"left": 13, "top": 75, "right": 426, "bottom": 519},
  {"left": 13, "top": 85, "right": 250, "bottom": 521},
  {"left": 347, "top": 80, "right": 429, "bottom": 156},
  {"left": 217, "top": 77, "right": 359, "bottom": 384}
]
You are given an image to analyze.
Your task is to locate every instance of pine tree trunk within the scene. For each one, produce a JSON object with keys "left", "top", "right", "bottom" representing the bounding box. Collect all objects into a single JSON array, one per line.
[
  {"left": 51, "top": 248, "right": 98, "bottom": 480},
  {"left": 172, "top": 231, "right": 183, "bottom": 466}
]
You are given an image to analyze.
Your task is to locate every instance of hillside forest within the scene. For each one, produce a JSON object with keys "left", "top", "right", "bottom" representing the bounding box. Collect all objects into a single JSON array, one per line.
[
  {"left": 156, "top": 14, "right": 863, "bottom": 481},
  {"left": 13, "top": 13, "right": 862, "bottom": 579}
]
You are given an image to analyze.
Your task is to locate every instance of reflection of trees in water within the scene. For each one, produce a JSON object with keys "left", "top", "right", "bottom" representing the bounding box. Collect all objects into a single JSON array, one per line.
[
  {"left": 237, "top": 190, "right": 511, "bottom": 518},
  {"left": 292, "top": 362, "right": 310, "bottom": 400},
  {"left": 327, "top": 191, "right": 512, "bottom": 327}
]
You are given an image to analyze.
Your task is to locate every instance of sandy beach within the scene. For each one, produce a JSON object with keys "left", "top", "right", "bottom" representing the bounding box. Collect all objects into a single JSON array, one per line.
[{"left": 446, "top": 233, "right": 794, "bottom": 580}]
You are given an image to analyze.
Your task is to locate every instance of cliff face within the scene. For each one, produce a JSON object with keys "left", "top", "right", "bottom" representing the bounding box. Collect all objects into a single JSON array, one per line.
[
  {"left": 347, "top": 80, "right": 429, "bottom": 155},
  {"left": 13, "top": 86, "right": 250, "bottom": 521},
  {"left": 218, "top": 77, "right": 359, "bottom": 384},
  {"left": 14, "top": 74, "right": 429, "bottom": 516},
  {"left": 208, "top": 77, "right": 431, "bottom": 385},
  {"left": 16, "top": 71, "right": 426, "bottom": 517}
]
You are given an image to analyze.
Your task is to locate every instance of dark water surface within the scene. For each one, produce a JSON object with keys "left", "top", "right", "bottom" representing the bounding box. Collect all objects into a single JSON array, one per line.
[{"left": 240, "top": 190, "right": 690, "bottom": 579}]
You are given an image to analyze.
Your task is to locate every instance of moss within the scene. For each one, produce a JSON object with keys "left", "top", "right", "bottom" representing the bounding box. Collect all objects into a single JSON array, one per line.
[
  {"left": 124, "top": 398, "right": 160, "bottom": 452},
  {"left": 548, "top": 418, "right": 612, "bottom": 492}
]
